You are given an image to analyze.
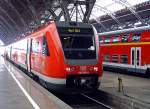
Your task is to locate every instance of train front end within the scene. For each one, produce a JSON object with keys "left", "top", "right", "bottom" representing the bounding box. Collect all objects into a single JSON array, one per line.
[{"left": 56, "top": 22, "right": 103, "bottom": 89}]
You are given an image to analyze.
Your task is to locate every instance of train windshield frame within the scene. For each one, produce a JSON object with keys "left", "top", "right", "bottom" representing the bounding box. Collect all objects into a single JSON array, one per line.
[{"left": 57, "top": 27, "right": 96, "bottom": 59}]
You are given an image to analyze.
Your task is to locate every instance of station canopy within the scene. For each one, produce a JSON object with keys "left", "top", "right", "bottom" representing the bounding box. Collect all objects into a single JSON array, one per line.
[
  {"left": 91, "top": 0, "right": 150, "bottom": 32},
  {"left": 91, "top": 0, "right": 149, "bottom": 19},
  {"left": 0, "top": 0, "right": 149, "bottom": 45}
]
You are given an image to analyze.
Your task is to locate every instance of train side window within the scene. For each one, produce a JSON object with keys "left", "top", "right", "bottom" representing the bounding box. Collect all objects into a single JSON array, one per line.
[
  {"left": 32, "top": 39, "right": 40, "bottom": 53},
  {"left": 104, "top": 54, "right": 110, "bottom": 62},
  {"left": 99, "top": 40, "right": 104, "bottom": 44},
  {"left": 113, "top": 37, "right": 119, "bottom": 43},
  {"left": 104, "top": 39, "right": 110, "bottom": 44},
  {"left": 99, "top": 37, "right": 104, "bottom": 44},
  {"left": 112, "top": 55, "right": 119, "bottom": 63},
  {"left": 120, "top": 55, "right": 128, "bottom": 64},
  {"left": 122, "top": 34, "right": 129, "bottom": 42},
  {"left": 42, "top": 36, "right": 50, "bottom": 56},
  {"left": 132, "top": 34, "right": 141, "bottom": 42}
]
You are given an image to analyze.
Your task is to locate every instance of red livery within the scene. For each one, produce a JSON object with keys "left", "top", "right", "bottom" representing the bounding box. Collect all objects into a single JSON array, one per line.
[
  {"left": 99, "top": 26, "right": 150, "bottom": 76},
  {"left": 5, "top": 21, "right": 102, "bottom": 90}
]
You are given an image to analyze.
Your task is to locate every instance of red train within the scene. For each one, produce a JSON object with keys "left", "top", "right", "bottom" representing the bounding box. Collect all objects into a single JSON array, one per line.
[
  {"left": 5, "top": 21, "right": 103, "bottom": 90},
  {"left": 99, "top": 26, "right": 150, "bottom": 76}
]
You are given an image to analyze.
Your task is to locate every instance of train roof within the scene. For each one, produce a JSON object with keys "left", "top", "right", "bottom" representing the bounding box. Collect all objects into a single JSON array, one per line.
[
  {"left": 98, "top": 25, "right": 150, "bottom": 36},
  {"left": 56, "top": 21, "right": 93, "bottom": 28}
]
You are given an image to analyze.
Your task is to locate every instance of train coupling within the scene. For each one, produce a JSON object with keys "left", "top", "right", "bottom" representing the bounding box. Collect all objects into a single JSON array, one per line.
[{"left": 66, "top": 74, "right": 99, "bottom": 88}]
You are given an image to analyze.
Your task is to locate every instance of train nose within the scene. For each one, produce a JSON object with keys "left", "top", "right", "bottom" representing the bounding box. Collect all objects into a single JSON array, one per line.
[{"left": 65, "top": 66, "right": 76, "bottom": 72}]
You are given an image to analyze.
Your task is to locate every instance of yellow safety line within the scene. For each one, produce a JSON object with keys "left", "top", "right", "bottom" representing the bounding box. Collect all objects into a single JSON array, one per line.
[{"left": 100, "top": 42, "right": 150, "bottom": 46}]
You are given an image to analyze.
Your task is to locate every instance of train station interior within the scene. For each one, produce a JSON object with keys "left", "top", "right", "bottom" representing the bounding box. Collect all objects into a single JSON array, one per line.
[{"left": 0, "top": 0, "right": 150, "bottom": 109}]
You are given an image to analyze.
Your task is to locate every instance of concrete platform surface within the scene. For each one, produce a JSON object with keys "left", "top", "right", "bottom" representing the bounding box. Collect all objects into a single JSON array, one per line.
[
  {"left": 0, "top": 58, "right": 72, "bottom": 109},
  {"left": 100, "top": 71, "right": 150, "bottom": 104},
  {"left": 0, "top": 60, "right": 33, "bottom": 109}
]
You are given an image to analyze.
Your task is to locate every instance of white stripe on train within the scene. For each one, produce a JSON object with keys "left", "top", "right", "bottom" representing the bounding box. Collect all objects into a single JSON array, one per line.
[{"left": 102, "top": 62, "right": 149, "bottom": 70}]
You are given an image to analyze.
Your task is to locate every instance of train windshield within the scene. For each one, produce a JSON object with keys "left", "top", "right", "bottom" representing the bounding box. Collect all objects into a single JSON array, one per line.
[{"left": 57, "top": 27, "right": 96, "bottom": 59}]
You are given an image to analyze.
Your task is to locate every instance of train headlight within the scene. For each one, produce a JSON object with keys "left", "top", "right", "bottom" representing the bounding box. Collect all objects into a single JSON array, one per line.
[
  {"left": 66, "top": 67, "right": 75, "bottom": 72},
  {"left": 94, "top": 67, "right": 98, "bottom": 71},
  {"left": 66, "top": 67, "right": 71, "bottom": 72}
]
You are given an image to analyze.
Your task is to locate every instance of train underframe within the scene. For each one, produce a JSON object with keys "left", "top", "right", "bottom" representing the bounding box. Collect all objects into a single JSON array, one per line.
[
  {"left": 5, "top": 58, "right": 100, "bottom": 93},
  {"left": 40, "top": 74, "right": 100, "bottom": 93},
  {"left": 103, "top": 65, "right": 150, "bottom": 77}
]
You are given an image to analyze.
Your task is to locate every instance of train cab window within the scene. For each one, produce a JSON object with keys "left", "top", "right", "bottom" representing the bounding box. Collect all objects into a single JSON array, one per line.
[
  {"left": 112, "top": 55, "right": 119, "bottom": 63},
  {"left": 57, "top": 26, "right": 96, "bottom": 59},
  {"left": 32, "top": 40, "right": 40, "bottom": 53},
  {"left": 104, "top": 54, "right": 110, "bottom": 62},
  {"left": 42, "top": 36, "right": 50, "bottom": 56},
  {"left": 132, "top": 34, "right": 141, "bottom": 42},
  {"left": 122, "top": 34, "right": 129, "bottom": 42},
  {"left": 60, "top": 35, "right": 94, "bottom": 49},
  {"left": 120, "top": 55, "right": 128, "bottom": 64}
]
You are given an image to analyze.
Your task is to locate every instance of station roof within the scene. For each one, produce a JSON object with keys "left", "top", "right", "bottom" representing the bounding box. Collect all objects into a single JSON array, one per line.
[
  {"left": 91, "top": 0, "right": 150, "bottom": 33},
  {"left": 0, "top": 0, "right": 149, "bottom": 45},
  {"left": 91, "top": 0, "right": 149, "bottom": 19}
]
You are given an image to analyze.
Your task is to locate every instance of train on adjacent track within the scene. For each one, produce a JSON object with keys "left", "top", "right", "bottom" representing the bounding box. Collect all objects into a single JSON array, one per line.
[
  {"left": 99, "top": 26, "right": 150, "bottom": 76},
  {"left": 4, "top": 21, "right": 103, "bottom": 91}
]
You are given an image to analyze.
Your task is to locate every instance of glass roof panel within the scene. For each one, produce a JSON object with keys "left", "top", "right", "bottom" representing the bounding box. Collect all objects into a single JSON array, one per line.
[
  {"left": 107, "top": 3, "right": 125, "bottom": 12},
  {"left": 90, "top": 0, "right": 150, "bottom": 20},
  {"left": 96, "top": 0, "right": 114, "bottom": 7},
  {"left": 128, "top": 0, "right": 149, "bottom": 5}
]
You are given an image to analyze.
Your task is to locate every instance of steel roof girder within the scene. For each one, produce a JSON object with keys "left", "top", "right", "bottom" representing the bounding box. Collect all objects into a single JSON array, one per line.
[
  {"left": 94, "top": 5, "right": 122, "bottom": 28},
  {"left": 15, "top": 0, "right": 36, "bottom": 20},
  {"left": 48, "top": 8, "right": 57, "bottom": 20},
  {"left": 113, "top": 0, "right": 145, "bottom": 25},
  {"left": 0, "top": 26, "right": 11, "bottom": 38},
  {"left": 3, "top": 0, "right": 28, "bottom": 27},
  {"left": 0, "top": 16, "right": 15, "bottom": 34},
  {"left": 0, "top": 7, "right": 20, "bottom": 31},
  {"left": 83, "top": 0, "right": 96, "bottom": 23},
  {"left": 91, "top": 13, "right": 107, "bottom": 31},
  {"left": 0, "top": 22, "right": 13, "bottom": 36},
  {"left": 25, "top": 0, "right": 38, "bottom": 20},
  {"left": 60, "top": 0, "right": 71, "bottom": 21}
]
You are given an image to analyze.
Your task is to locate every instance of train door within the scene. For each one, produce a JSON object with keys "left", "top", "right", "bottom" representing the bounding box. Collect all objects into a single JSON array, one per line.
[
  {"left": 131, "top": 47, "right": 141, "bottom": 68},
  {"left": 30, "top": 37, "right": 42, "bottom": 73},
  {"left": 10, "top": 46, "right": 12, "bottom": 60},
  {"left": 27, "top": 39, "right": 32, "bottom": 72}
]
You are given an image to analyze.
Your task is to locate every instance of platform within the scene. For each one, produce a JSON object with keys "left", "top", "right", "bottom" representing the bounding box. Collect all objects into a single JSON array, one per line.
[
  {"left": 100, "top": 71, "right": 150, "bottom": 105},
  {"left": 0, "top": 57, "right": 72, "bottom": 109}
]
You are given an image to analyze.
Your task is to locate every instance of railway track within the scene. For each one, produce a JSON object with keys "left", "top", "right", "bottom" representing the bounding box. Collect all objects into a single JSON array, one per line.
[
  {"left": 52, "top": 91, "right": 114, "bottom": 109},
  {"left": 81, "top": 93, "right": 112, "bottom": 109},
  {"left": 7, "top": 60, "right": 115, "bottom": 109}
]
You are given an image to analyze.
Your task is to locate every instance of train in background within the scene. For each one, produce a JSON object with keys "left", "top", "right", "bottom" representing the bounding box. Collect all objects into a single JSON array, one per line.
[
  {"left": 99, "top": 26, "right": 150, "bottom": 76},
  {"left": 4, "top": 21, "right": 103, "bottom": 91}
]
